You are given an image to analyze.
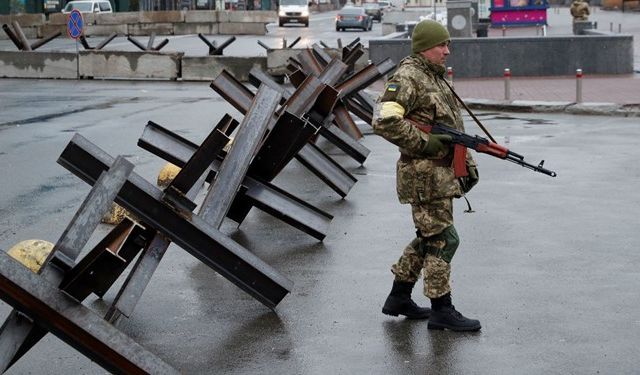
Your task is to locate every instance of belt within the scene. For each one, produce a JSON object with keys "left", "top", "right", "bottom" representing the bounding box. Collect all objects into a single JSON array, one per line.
[{"left": 399, "top": 153, "right": 452, "bottom": 167}]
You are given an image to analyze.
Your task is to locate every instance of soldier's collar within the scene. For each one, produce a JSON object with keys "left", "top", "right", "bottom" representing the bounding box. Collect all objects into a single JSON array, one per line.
[{"left": 414, "top": 54, "right": 447, "bottom": 77}]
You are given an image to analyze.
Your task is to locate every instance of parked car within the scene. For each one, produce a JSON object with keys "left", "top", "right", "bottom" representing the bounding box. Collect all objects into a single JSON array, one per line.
[
  {"left": 377, "top": 0, "right": 393, "bottom": 11},
  {"left": 363, "top": 2, "right": 382, "bottom": 22},
  {"left": 61, "top": 0, "right": 113, "bottom": 14},
  {"left": 335, "top": 6, "right": 373, "bottom": 31}
]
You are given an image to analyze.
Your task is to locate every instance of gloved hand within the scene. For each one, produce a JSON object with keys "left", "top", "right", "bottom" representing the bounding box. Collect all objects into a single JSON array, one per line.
[
  {"left": 460, "top": 164, "right": 479, "bottom": 193},
  {"left": 424, "top": 134, "right": 452, "bottom": 157}
]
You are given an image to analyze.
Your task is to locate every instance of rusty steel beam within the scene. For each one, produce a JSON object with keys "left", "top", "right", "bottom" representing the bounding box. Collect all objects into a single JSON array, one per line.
[
  {"left": 137, "top": 121, "right": 332, "bottom": 241},
  {"left": 58, "top": 134, "right": 294, "bottom": 308},
  {"left": 248, "top": 66, "right": 369, "bottom": 164},
  {"left": 296, "top": 48, "right": 323, "bottom": 76},
  {"left": 200, "top": 85, "right": 281, "bottom": 229},
  {"left": 335, "top": 58, "right": 397, "bottom": 100},
  {"left": 2, "top": 24, "right": 24, "bottom": 50},
  {"left": 11, "top": 21, "right": 31, "bottom": 51},
  {"left": 0, "top": 251, "right": 178, "bottom": 374},
  {"left": 30, "top": 31, "right": 61, "bottom": 51}
]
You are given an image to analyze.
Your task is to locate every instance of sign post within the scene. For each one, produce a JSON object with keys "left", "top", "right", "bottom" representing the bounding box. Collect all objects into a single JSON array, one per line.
[{"left": 67, "top": 9, "right": 84, "bottom": 79}]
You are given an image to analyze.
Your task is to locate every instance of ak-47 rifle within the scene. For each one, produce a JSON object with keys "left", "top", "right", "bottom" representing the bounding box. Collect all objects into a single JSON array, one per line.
[{"left": 413, "top": 120, "right": 557, "bottom": 178}]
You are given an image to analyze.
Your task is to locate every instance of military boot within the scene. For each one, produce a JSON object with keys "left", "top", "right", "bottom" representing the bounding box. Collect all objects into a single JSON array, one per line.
[
  {"left": 382, "top": 281, "right": 431, "bottom": 319},
  {"left": 428, "top": 292, "right": 481, "bottom": 331}
]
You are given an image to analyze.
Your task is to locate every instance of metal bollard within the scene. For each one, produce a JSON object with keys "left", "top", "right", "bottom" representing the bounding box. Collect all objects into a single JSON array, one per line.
[
  {"left": 618, "top": 24, "right": 622, "bottom": 33},
  {"left": 504, "top": 68, "right": 511, "bottom": 101},
  {"left": 447, "top": 66, "right": 454, "bottom": 86},
  {"left": 502, "top": 25, "right": 506, "bottom": 37},
  {"left": 576, "top": 69, "right": 583, "bottom": 103},
  {"left": 610, "top": 22, "right": 613, "bottom": 31}
]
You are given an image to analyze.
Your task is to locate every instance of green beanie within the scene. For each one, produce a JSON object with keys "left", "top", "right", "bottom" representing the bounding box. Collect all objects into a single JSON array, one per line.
[{"left": 411, "top": 20, "right": 450, "bottom": 54}]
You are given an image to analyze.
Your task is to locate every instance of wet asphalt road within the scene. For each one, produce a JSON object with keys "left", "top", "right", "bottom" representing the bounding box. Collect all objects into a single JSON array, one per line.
[{"left": 0, "top": 78, "right": 639, "bottom": 374}]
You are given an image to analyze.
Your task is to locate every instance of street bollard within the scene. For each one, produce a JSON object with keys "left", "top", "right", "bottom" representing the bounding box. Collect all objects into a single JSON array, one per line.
[
  {"left": 504, "top": 68, "right": 511, "bottom": 101},
  {"left": 610, "top": 22, "right": 613, "bottom": 31},
  {"left": 447, "top": 66, "right": 453, "bottom": 86},
  {"left": 502, "top": 25, "right": 506, "bottom": 36},
  {"left": 576, "top": 69, "right": 583, "bottom": 103},
  {"left": 618, "top": 24, "right": 622, "bottom": 33}
]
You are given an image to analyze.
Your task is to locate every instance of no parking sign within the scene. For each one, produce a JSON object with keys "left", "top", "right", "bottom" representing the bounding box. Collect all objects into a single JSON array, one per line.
[{"left": 67, "top": 9, "right": 84, "bottom": 40}]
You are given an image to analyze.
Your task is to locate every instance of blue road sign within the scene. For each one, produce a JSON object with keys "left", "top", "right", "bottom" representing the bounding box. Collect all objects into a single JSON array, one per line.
[{"left": 67, "top": 9, "right": 84, "bottom": 40}]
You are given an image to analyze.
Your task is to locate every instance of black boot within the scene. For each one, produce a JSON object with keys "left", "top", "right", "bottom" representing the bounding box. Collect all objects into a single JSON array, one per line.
[
  {"left": 382, "top": 281, "right": 431, "bottom": 319},
  {"left": 428, "top": 293, "right": 481, "bottom": 331}
]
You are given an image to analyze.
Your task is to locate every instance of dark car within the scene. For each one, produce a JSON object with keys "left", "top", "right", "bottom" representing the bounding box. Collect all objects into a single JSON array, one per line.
[
  {"left": 335, "top": 6, "right": 373, "bottom": 31},
  {"left": 363, "top": 2, "right": 382, "bottom": 22}
]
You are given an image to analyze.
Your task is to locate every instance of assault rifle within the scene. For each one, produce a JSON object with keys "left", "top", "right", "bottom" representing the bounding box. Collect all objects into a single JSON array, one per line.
[{"left": 413, "top": 121, "right": 557, "bottom": 178}]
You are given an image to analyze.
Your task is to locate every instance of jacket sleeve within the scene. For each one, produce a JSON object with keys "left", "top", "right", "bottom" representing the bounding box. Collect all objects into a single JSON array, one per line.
[{"left": 372, "top": 71, "right": 433, "bottom": 156}]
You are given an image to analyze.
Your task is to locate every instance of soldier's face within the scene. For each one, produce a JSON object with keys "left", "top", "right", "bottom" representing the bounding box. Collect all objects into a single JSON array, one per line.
[{"left": 420, "top": 41, "right": 450, "bottom": 65}]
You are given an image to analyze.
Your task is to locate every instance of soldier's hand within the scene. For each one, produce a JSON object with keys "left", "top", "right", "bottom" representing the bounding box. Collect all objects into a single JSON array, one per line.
[{"left": 424, "top": 134, "right": 452, "bottom": 157}]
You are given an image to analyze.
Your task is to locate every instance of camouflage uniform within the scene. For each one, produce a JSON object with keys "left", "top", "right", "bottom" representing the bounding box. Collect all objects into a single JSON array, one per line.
[
  {"left": 373, "top": 53, "right": 476, "bottom": 299},
  {"left": 570, "top": 0, "right": 590, "bottom": 21}
]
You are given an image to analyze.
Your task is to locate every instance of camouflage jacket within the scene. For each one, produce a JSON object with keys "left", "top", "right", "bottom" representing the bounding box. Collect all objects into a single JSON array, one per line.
[{"left": 373, "top": 54, "right": 476, "bottom": 204}]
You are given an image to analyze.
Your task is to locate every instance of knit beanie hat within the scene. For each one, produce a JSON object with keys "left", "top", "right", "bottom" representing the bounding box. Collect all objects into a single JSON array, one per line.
[{"left": 411, "top": 20, "right": 450, "bottom": 53}]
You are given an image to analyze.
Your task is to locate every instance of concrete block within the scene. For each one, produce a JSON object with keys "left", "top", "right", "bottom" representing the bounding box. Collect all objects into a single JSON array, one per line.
[
  {"left": 39, "top": 24, "right": 68, "bottom": 38},
  {"left": 7, "top": 26, "right": 39, "bottom": 39},
  {"left": 83, "top": 24, "right": 128, "bottom": 37},
  {"left": 381, "top": 23, "right": 397, "bottom": 35},
  {"left": 184, "top": 10, "right": 218, "bottom": 23},
  {"left": 0, "top": 14, "right": 46, "bottom": 27},
  {"left": 174, "top": 22, "right": 219, "bottom": 35},
  {"left": 218, "top": 22, "right": 266, "bottom": 35},
  {"left": 181, "top": 55, "right": 267, "bottom": 81},
  {"left": 0, "top": 51, "right": 77, "bottom": 79},
  {"left": 353, "top": 49, "right": 371, "bottom": 72},
  {"left": 47, "top": 13, "right": 68, "bottom": 25},
  {"left": 79, "top": 51, "right": 182, "bottom": 80},
  {"left": 381, "top": 10, "right": 423, "bottom": 24},
  {"left": 47, "top": 13, "right": 96, "bottom": 25},
  {"left": 138, "top": 11, "right": 184, "bottom": 24},
  {"left": 128, "top": 23, "right": 174, "bottom": 36},
  {"left": 94, "top": 12, "right": 140, "bottom": 25},
  {"left": 266, "top": 48, "right": 302, "bottom": 75},
  {"left": 369, "top": 35, "right": 634, "bottom": 77},
  {"left": 227, "top": 10, "right": 276, "bottom": 23}
]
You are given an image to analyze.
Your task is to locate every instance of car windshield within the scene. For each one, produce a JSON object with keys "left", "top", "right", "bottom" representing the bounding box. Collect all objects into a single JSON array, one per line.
[
  {"left": 64, "top": 2, "right": 93, "bottom": 11},
  {"left": 340, "top": 7, "right": 364, "bottom": 14},
  {"left": 363, "top": 3, "right": 377, "bottom": 8}
]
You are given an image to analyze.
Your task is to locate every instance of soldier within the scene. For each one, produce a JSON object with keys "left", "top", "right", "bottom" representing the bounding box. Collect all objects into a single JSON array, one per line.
[
  {"left": 373, "top": 19, "right": 481, "bottom": 331},
  {"left": 570, "top": 0, "right": 590, "bottom": 22}
]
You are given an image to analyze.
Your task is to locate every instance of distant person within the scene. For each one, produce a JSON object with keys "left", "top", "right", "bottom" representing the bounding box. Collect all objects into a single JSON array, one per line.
[
  {"left": 373, "top": 20, "right": 481, "bottom": 332},
  {"left": 570, "top": 0, "right": 590, "bottom": 21}
]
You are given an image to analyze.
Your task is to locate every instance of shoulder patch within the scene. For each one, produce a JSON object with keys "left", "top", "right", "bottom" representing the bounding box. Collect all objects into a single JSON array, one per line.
[{"left": 387, "top": 84, "right": 398, "bottom": 92}]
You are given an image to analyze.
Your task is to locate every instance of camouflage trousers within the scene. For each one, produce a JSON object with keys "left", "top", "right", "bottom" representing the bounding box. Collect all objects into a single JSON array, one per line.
[{"left": 391, "top": 198, "right": 457, "bottom": 298}]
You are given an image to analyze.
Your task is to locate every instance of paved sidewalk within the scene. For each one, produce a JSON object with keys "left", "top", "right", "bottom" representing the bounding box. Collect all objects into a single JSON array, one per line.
[
  {"left": 368, "top": 72, "right": 640, "bottom": 117},
  {"left": 367, "top": 6, "right": 640, "bottom": 116}
]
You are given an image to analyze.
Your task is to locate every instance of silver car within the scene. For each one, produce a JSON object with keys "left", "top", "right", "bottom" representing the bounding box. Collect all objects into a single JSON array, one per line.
[{"left": 335, "top": 6, "right": 373, "bottom": 32}]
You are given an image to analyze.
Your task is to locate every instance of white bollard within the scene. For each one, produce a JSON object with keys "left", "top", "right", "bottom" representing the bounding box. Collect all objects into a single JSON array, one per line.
[
  {"left": 504, "top": 68, "right": 511, "bottom": 101},
  {"left": 447, "top": 66, "right": 454, "bottom": 86},
  {"left": 576, "top": 69, "right": 583, "bottom": 103}
]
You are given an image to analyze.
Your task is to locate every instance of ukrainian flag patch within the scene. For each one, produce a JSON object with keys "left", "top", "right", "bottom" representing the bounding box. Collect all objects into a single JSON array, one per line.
[{"left": 387, "top": 84, "right": 398, "bottom": 92}]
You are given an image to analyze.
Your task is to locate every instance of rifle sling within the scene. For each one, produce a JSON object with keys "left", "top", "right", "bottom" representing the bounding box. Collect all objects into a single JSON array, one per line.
[{"left": 441, "top": 77, "right": 497, "bottom": 144}]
